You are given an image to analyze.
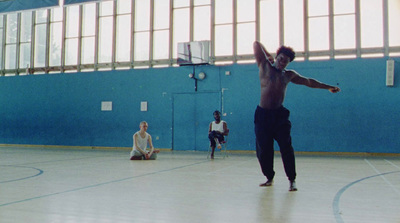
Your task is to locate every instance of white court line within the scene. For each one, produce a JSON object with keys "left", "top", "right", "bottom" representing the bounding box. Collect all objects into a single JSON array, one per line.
[
  {"left": 385, "top": 159, "right": 400, "bottom": 170},
  {"left": 364, "top": 159, "right": 400, "bottom": 197}
]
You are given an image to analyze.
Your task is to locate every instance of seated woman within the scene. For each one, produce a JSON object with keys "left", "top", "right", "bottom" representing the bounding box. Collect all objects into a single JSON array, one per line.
[
  {"left": 208, "top": 110, "right": 229, "bottom": 159},
  {"left": 130, "top": 121, "right": 160, "bottom": 160}
]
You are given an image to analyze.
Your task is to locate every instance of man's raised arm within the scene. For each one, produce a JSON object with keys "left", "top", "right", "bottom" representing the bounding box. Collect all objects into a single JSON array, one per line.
[{"left": 253, "top": 41, "right": 274, "bottom": 67}]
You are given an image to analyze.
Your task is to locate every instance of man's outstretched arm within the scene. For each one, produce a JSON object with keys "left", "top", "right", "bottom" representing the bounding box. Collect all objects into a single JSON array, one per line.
[{"left": 291, "top": 72, "right": 341, "bottom": 93}]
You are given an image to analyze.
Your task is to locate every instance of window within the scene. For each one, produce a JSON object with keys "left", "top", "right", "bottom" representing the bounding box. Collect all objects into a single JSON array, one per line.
[
  {"left": 0, "top": 16, "right": 4, "bottom": 70},
  {"left": 284, "top": 0, "right": 304, "bottom": 51},
  {"left": 174, "top": 0, "right": 189, "bottom": 8},
  {"left": 98, "top": 1, "right": 114, "bottom": 64},
  {"left": 0, "top": 0, "right": 399, "bottom": 76},
  {"left": 260, "top": 0, "right": 280, "bottom": 53},
  {"left": 308, "top": 0, "right": 329, "bottom": 51},
  {"left": 115, "top": 0, "right": 131, "bottom": 63},
  {"left": 236, "top": 0, "right": 255, "bottom": 55},
  {"left": 193, "top": 4, "right": 210, "bottom": 41},
  {"left": 5, "top": 13, "right": 17, "bottom": 70},
  {"left": 65, "top": 5, "right": 79, "bottom": 66},
  {"left": 134, "top": 32, "right": 150, "bottom": 62},
  {"left": 34, "top": 9, "right": 48, "bottom": 68},
  {"left": 134, "top": 0, "right": 150, "bottom": 62},
  {"left": 237, "top": 23, "right": 255, "bottom": 55},
  {"left": 49, "top": 7, "right": 63, "bottom": 67},
  {"left": 388, "top": 0, "right": 400, "bottom": 47},
  {"left": 173, "top": 6, "right": 189, "bottom": 60},
  {"left": 215, "top": 0, "right": 233, "bottom": 56},
  {"left": 360, "top": 0, "right": 383, "bottom": 48},
  {"left": 153, "top": 0, "right": 170, "bottom": 60},
  {"left": 154, "top": 0, "right": 169, "bottom": 30},
  {"left": 20, "top": 12, "right": 32, "bottom": 71},
  {"left": 334, "top": 0, "right": 356, "bottom": 50},
  {"left": 81, "top": 3, "right": 96, "bottom": 65}
]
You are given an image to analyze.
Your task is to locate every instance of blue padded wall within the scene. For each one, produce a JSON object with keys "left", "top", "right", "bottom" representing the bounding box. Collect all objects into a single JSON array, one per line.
[{"left": 0, "top": 57, "right": 399, "bottom": 153}]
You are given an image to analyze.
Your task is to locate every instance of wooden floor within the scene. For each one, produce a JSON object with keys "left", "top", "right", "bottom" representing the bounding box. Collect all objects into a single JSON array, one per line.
[{"left": 1, "top": 146, "right": 399, "bottom": 223}]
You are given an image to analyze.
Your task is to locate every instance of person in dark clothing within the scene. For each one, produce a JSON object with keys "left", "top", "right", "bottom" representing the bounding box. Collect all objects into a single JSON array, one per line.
[
  {"left": 208, "top": 110, "right": 229, "bottom": 159},
  {"left": 253, "top": 41, "right": 340, "bottom": 191}
]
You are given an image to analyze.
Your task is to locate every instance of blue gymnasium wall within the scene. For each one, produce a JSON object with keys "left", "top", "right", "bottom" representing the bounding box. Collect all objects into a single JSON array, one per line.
[{"left": 0, "top": 57, "right": 399, "bottom": 153}]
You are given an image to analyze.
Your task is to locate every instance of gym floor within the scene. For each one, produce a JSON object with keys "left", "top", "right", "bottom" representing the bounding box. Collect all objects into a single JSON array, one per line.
[{"left": 1, "top": 146, "right": 399, "bottom": 223}]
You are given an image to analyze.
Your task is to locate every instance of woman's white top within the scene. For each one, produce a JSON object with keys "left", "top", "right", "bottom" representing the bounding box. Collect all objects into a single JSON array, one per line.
[{"left": 131, "top": 131, "right": 149, "bottom": 156}]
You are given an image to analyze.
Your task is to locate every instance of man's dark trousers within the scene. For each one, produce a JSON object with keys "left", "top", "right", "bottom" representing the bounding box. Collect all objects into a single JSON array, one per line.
[{"left": 254, "top": 105, "right": 296, "bottom": 181}]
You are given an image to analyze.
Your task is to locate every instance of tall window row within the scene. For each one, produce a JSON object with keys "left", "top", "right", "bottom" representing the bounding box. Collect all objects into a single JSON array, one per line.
[{"left": 0, "top": 0, "right": 399, "bottom": 76}]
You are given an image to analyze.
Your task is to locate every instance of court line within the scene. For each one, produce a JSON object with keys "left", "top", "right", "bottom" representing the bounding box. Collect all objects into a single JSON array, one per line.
[
  {"left": 365, "top": 159, "right": 400, "bottom": 197},
  {"left": 9, "top": 155, "right": 116, "bottom": 166},
  {"left": 385, "top": 159, "right": 400, "bottom": 169},
  {"left": 332, "top": 170, "right": 400, "bottom": 223},
  {"left": 0, "top": 160, "right": 208, "bottom": 208},
  {"left": 0, "top": 148, "right": 121, "bottom": 166},
  {"left": 0, "top": 165, "right": 44, "bottom": 184}
]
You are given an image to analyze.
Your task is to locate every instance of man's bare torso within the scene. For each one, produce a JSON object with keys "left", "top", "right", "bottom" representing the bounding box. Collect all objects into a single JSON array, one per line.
[{"left": 259, "top": 65, "right": 295, "bottom": 110}]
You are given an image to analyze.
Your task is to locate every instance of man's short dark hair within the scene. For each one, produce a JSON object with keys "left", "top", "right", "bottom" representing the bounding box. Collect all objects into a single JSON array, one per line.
[
  {"left": 213, "top": 110, "right": 221, "bottom": 115},
  {"left": 277, "top": 46, "right": 295, "bottom": 62}
]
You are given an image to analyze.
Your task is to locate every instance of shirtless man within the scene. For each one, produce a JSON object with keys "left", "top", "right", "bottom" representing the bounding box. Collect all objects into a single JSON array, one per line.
[{"left": 253, "top": 41, "right": 340, "bottom": 191}]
